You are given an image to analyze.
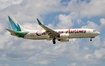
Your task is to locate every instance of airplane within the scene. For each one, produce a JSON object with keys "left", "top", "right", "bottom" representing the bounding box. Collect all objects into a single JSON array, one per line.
[{"left": 6, "top": 16, "right": 100, "bottom": 44}]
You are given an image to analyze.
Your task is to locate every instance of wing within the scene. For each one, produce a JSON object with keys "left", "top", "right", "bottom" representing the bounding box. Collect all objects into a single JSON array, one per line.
[{"left": 37, "top": 19, "right": 59, "bottom": 38}]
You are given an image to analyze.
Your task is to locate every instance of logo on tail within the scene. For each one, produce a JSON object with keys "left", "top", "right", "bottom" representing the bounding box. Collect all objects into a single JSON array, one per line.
[{"left": 8, "top": 16, "right": 21, "bottom": 32}]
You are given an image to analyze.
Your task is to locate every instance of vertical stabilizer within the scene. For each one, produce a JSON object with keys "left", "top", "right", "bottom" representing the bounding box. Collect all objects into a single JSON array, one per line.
[{"left": 8, "top": 16, "right": 25, "bottom": 32}]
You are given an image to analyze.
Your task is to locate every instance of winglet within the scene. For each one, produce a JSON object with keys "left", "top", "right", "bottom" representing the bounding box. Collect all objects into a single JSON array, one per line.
[{"left": 37, "top": 18, "right": 42, "bottom": 25}]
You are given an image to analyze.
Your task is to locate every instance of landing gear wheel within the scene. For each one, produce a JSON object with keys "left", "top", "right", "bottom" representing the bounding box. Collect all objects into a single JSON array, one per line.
[
  {"left": 52, "top": 38, "right": 56, "bottom": 44},
  {"left": 90, "top": 38, "right": 92, "bottom": 41}
]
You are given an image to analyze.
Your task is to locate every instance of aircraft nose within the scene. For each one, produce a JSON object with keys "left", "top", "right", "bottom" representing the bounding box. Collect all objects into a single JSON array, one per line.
[{"left": 97, "top": 32, "right": 100, "bottom": 35}]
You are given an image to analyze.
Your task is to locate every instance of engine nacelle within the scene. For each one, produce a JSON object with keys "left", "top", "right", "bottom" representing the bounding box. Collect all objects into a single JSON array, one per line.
[
  {"left": 58, "top": 33, "right": 69, "bottom": 42},
  {"left": 60, "top": 33, "right": 69, "bottom": 39}
]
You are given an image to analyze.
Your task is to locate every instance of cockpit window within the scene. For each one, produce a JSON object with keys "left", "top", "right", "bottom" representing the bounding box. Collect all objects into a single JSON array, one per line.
[{"left": 93, "top": 30, "right": 97, "bottom": 32}]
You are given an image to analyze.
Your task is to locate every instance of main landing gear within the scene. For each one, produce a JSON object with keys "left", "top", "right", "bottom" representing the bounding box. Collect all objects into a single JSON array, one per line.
[
  {"left": 52, "top": 38, "right": 56, "bottom": 44},
  {"left": 90, "top": 38, "right": 92, "bottom": 41}
]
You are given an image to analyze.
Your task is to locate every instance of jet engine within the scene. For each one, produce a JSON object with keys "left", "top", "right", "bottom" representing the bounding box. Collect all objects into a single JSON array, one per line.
[
  {"left": 59, "top": 33, "right": 69, "bottom": 38},
  {"left": 58, "top": 33, "right": 69, "bottom": 42}
]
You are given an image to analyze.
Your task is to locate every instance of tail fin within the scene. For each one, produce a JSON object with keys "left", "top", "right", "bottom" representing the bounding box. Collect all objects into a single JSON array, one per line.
[
  {"left": 7, "top": 16, "right": 28, "bottom": 38},
  {"left": 8, "top": 16, "right": 25, "bottom": 32}
]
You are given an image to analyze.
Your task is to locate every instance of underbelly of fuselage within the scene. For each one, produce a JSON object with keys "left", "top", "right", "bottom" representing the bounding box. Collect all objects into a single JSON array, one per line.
[{"left": 69, "top": 33, "right": 95, "bottom": 38}]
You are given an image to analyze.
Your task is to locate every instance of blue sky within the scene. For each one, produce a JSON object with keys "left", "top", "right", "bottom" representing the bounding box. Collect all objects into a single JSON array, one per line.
[{"left": 0, "top": 0, "right": 105, "bottom": 66}]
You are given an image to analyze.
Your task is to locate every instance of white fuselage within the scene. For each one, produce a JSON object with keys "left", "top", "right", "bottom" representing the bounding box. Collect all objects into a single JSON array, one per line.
[{"left": 23, "top": 28, "right": 100, "bottom": 40}]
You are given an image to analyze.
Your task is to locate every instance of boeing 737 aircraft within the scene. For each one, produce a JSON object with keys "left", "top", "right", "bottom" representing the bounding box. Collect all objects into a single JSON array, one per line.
[{"left": 6, "top": 16, "right": 100, "bottom": 44}]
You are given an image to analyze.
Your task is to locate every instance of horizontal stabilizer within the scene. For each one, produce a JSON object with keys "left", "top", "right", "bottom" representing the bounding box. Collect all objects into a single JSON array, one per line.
[{"left": 6, "top": 29, "right": 17, "bottom": 35}]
